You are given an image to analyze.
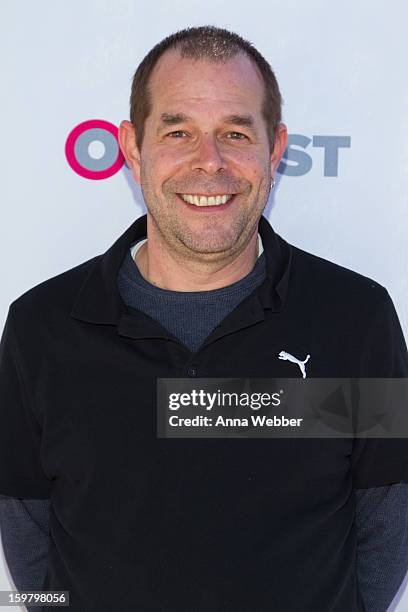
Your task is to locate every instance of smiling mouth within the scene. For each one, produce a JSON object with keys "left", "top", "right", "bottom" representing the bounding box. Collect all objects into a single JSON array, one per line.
[{"left": 178, "top": 193, "right": 235, "bottom": 207}]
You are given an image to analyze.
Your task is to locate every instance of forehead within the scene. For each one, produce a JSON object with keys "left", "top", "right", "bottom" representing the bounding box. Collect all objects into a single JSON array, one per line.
[{"left": 147, "top": 49, "right": 265, "bottom": 118}]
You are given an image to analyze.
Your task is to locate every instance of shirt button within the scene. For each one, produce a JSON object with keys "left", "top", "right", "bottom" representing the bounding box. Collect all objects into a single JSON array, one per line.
[{"left": 187, "top": 366, "right": 198, "bottom": 377}]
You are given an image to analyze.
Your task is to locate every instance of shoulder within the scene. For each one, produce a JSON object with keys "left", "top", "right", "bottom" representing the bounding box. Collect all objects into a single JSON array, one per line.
[
  {"left": 8, "top": 255, "right": 100, "bottom": 325},
  {"left": 288, "top": 243, "right": 389, "bottom": 312}
]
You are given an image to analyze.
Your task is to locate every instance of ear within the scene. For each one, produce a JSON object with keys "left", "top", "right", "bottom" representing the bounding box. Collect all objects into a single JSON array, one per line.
[
  {"left": 118, "top": 120, "right": 141, "bottom": 183},
  {"left": 270, "top": 123, "right": 288, "bottom": 177}
]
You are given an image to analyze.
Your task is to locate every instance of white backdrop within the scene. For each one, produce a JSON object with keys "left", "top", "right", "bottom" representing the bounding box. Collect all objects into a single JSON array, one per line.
[{"left": 1, "top": 1, "right": 407, "bottom": 610}]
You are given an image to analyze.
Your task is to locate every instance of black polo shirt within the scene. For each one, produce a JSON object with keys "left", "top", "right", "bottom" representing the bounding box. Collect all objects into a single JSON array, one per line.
[{"left": 1, "top": 213, "right": 408, "bottom": 611}]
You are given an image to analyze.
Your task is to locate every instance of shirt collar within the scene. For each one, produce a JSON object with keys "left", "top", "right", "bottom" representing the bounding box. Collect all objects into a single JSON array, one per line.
[{"left": 70, "top": 213, "right": 292, "bottom": 325}]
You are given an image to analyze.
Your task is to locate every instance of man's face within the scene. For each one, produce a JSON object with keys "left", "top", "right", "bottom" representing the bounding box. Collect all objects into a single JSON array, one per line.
[{"left": 120, "top": 50, "right": 287, "bottom": 258}]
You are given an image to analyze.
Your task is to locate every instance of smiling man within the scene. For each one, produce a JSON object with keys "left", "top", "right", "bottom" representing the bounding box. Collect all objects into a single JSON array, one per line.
[
  {"left": 1, "top": 25, "right": 408, "bottom": 612},
  {"left": 119, "top": 43, "right": 287, "bottom": 291}
]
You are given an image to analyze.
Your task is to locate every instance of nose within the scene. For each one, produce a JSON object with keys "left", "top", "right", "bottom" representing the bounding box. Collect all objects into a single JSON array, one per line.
[{"left": 190, "top": 134, "right": 227, "bottom": 175}]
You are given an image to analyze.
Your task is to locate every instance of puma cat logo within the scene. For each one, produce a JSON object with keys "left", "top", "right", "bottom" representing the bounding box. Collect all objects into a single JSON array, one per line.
[{"left": 278, "top": 351, "right": 310, "bottom": 378}]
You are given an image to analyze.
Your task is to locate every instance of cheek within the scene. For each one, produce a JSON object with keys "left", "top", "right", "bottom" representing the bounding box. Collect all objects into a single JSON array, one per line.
[
  {"left": 232, "top": 151, "right": 269, "bottom": 183},
  {"left": 144, "top": 150, "right": 186, "bottom": 184}
]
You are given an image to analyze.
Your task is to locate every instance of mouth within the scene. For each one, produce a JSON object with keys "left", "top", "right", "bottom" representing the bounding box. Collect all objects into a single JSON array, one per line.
[{"left": 176, "top": 193, "right": 237, "bottom": 211}]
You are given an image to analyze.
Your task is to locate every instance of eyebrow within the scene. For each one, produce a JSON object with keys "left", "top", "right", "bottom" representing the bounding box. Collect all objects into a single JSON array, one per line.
[
  {"left": 159, "top": 113, "right": 191, "bottom": 126},
  {"left": 222, "top": 114, "right": 255, "bottom": 128},
  {"left": 157, "top": 112, "right": 257, "bottom": 131}
]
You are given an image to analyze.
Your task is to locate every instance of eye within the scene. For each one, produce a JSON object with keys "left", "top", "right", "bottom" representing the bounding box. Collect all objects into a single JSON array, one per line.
[
  {"left": 226, "top": 132, "right": 248, "bottom": 140},
  {"left": 166, "top": 130, "right": 188, "bottom": 138}
]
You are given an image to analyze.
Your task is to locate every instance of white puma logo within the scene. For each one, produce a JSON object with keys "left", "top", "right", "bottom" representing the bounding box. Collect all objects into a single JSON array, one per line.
[{"left": 278, "top": 350, "right": 310, "bottom": 378}]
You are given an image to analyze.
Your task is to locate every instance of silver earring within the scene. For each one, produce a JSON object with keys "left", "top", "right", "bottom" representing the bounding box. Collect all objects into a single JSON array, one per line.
[{"left": 271, "top": 177, "right": 276, "bottom": 190}]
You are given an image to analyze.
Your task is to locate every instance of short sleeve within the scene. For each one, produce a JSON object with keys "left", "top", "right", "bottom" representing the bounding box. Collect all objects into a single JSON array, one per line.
[
  {"left": 352, "top": 287, "right": 408, "bottom": 489},
  {"left": 0, "top": 306, "right": 51, "bottom": 499}
]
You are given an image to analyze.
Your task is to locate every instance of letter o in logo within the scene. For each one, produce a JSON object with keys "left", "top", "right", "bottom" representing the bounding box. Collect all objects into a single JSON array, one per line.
[{"left": 65, "top": 119, "right": 125, "bottom": 180}]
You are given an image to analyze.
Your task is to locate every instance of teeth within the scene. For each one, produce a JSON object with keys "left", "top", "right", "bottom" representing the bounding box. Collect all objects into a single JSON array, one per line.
[{"left": 180, "top": 194, "right": 233, "bottom": 206}]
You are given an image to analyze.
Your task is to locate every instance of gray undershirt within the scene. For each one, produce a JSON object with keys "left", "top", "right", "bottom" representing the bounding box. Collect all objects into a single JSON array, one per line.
[{"left": 118, "top": 234, "right": 266, "bottom": 354}]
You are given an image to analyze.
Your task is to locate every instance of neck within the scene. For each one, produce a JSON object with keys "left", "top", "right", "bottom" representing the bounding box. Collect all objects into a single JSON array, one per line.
[{"left": 134, "top": 218, "right": 260, "bottom": 292}]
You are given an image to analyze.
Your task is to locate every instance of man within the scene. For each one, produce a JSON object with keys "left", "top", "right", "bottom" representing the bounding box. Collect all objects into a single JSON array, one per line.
[{"left": 1, "top": 26, "right": 408, "bottom": 612}]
